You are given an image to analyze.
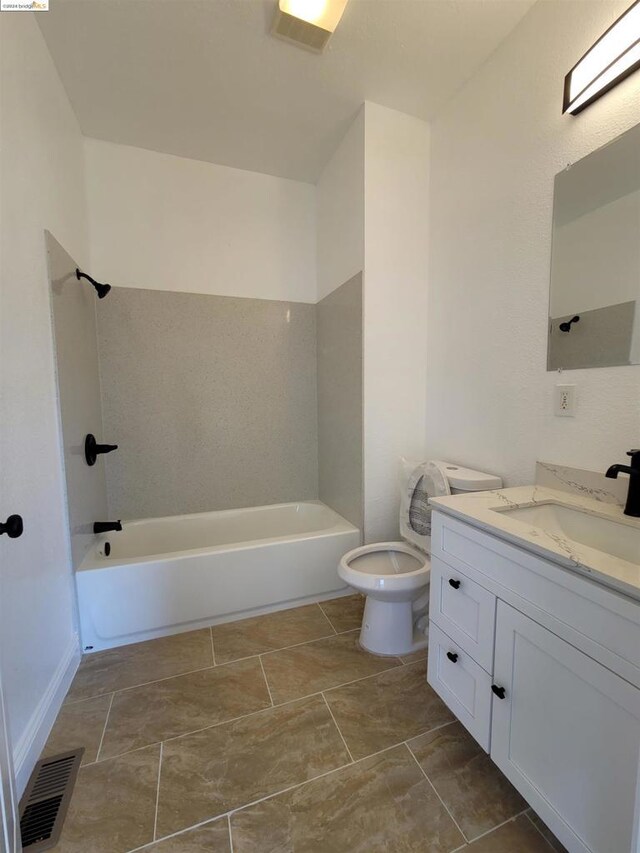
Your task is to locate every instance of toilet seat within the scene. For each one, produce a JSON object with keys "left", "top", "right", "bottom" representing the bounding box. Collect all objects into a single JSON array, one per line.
[
  {"left": 339, "top": 541, "right": 430, "bottom": 598},
  {"left": 337, "top": 459, "right": 500, "bottom": 656}
]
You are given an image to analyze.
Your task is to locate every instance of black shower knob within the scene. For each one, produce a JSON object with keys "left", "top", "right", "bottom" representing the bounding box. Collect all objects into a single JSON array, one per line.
[{"left": 85, "top": 434, "right": 119, "bottom": 466}]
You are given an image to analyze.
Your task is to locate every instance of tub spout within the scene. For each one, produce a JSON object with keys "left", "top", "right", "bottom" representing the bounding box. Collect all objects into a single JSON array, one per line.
[{"left": 94, "top": 520, "right": 122, "bottom": 534}]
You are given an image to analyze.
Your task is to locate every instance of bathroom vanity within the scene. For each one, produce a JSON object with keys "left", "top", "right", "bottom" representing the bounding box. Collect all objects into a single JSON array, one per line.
[{"left": 427, "top": 486, "right": 640, "bottom": 853}]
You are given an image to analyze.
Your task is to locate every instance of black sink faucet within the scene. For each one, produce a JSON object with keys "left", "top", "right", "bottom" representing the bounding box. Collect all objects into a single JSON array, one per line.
[
  {"left": 93, "top": 520, "right": 122, "bottom": 534},
  {"left": 606, "top": 450, "right": 640, "bottom": 517}
]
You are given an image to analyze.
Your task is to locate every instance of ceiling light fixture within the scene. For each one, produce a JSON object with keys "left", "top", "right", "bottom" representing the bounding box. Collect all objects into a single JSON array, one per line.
[
  {"left": 272, "top": 0, "right": 348, "bottom": 53},
  {"left": 564, "top": 0, "right": 640, "bottom": 114}
]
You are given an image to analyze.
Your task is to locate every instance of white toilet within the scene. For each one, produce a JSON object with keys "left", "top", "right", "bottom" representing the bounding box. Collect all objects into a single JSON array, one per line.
[{"left": 339, "top": 460, "right": 502, "bottom": 656}]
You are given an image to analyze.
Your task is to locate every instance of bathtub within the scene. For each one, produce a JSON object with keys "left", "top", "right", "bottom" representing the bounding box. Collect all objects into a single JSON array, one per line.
[{"left": 76, "top": 501, "right": 360, "bottom": 652}]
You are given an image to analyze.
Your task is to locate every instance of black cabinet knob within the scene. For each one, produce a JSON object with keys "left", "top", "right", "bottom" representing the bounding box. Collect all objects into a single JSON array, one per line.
[
  {"left": 449, "top": 578, "right": 461, "bottom": 589},
  {"left": 0, "top": 514, "right": 23, "bottom": 538},
  {"left": 446, "top": 651, "right": 458, "bottom": 663},
  {"left": 491, "top": 685, "right": 506, "bottom": 699}
]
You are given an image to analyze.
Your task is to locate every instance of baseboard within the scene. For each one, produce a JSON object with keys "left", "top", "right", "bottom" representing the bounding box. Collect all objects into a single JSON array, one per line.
[{"left": 13, "top": 634, "right": 81, "bottom": 797}]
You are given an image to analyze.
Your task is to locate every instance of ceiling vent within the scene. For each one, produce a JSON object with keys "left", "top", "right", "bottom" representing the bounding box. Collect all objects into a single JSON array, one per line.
[{"left": 271, "top": 0, "right": 348, "bottom": 53}]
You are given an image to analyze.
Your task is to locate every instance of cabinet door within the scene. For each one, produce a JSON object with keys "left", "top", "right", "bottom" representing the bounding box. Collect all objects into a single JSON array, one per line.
[{"left": 491, "top": 601, "right": 640, "bottom": 853}]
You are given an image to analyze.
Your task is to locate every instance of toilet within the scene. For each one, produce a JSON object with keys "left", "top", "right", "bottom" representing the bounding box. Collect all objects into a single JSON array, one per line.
[{"left": 338, "top": 460, "right": 502, "bottom": 656}]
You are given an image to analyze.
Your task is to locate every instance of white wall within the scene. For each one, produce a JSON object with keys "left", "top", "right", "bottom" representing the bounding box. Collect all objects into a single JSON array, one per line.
[
  {"left": 363, "top": 104, "right": 430, "bottom": 542},
  {"left": 0, "top": 13, "right": 86, "bottom": 792},
  {"left": 85, "top": 138, "right": 317, "bottom": 302},
  {"left": 316, "top": 109, "right": 365, "bottom": 300},
  {"left": 426, "top": 0, "right": 640, "bottom": 486},
  {"left": 316, "top": 103, "right": 429, "bottom": 542}
]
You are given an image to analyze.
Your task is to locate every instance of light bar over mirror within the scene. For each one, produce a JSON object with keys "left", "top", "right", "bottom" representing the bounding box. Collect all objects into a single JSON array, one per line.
[{"left": 563, "top": 0, "right": 640, "bottom": 114}]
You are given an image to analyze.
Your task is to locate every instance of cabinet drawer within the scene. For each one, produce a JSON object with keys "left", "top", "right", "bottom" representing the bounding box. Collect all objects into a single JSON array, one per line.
[
  {"left": 430, "top": 557, "right": 496, "bottom": 672},
  {"left": 427, "top": 622, "right": 492, "bottom": 751},
  {"left": 431, "top": 511, "right": 640, "bottom": 685}
]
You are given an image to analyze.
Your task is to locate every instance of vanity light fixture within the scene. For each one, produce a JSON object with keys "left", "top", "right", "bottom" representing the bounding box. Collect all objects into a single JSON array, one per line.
[
  {"left": 563, "top": 0, "right": 640, "bottom": 114},
  {"left": 272, "top": 0, "right": 348, "bottom": 52}
]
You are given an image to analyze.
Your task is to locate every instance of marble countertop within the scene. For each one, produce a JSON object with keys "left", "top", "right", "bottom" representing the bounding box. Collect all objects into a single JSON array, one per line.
[{"left": 430, "top": 485, "right": 640, "bottom": 602}]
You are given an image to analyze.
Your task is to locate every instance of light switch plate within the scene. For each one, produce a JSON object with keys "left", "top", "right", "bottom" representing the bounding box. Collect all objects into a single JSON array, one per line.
[{"left": 554, "top": 384, "right": 576, "bottom": 417}]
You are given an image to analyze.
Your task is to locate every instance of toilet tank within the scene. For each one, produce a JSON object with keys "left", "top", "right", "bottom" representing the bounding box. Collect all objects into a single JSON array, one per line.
[
  {"left": 434, "top": 461, "right": 502, "bottom": 494},
  {"left": 400, "top": 460, "right": 501, "bottom": 554}
]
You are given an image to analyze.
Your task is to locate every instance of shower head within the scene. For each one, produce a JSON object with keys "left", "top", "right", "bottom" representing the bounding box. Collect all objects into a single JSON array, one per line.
[
  {"left": 559, "top": 315, "right": 580, "bottom": 332},
  {"left": 76, "top": 268, "right": 111, "bottom": 299}
]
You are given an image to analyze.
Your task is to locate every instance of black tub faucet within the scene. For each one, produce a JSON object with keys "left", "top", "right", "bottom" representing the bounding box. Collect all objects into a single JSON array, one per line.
[
  {"left": 93, "top": 520, "right": 122, "bottom": 534},
  {"left": 606, "top": 450, "right": 640, "bottom": 517}
]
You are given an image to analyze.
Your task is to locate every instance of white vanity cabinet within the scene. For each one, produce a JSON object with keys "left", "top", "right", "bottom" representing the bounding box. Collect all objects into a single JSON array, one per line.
[{"left": 427, "top": 510, "right": 640, "bottom": 853}]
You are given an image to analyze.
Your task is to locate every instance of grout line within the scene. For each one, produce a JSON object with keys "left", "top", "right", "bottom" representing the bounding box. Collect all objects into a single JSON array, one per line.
[
  {"left": 128, "top": 735, "right": 465, "bottom": 853},
  {"left": 129, "top": 742, "right": 411, "bottom": 852},
  {"left": 400, "top": 653, "right": 428, "bottom": 666},
  {"left": 258, "top": 656, "right": 275, "bottom": 706},
  {"left": 203, "top": 630, "right": 347, "bottom": 669},
  {"left": 525, "top": 809, "right": 564, "bottom": 851},
  {"left": 152, "top": 742, "right": 163, "bottom": 841},
  {"left": 68, "top": 626, "right": 367, "bottom": 706},
  {"left": 408, "top": 719, "right": 455, "bottom": 740},
  {"left": 227, "top": 813, "right": 234, "bottom": 853},
  {"left": 63, "top": 663, "right": 220, "bottom": 705},
  {"left": 210, "top": 627, "right": 216, "bottom": 667},
  {"left": 224, "top": 743, "right": 402, "bottom": 820},
  {"left": 127, "top": 817, "right": 226, "bottom": 853},
  {"left": 406, "top": 743, "right": 469, "bottom": 843},
  {"left": 255, "top": 630, "right": 356, "bottom": 660},
  {"left": 463, "top": 807, "right": 532, "bottom": 845},
  {"left": 94, "top": 692, "right": 115, "bottom": 763},
  {"left": 320, "top": 693, "right": 354, "bottom": 764},
  {"left": 82, "top": 660, "right": 415, "bottom": 766},
  {"left": 316, "top": 601, "right": 339, "bottom": 634}
]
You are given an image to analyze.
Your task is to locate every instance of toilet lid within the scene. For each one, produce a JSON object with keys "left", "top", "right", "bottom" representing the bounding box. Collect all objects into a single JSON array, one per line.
[{"left": 400, "top": 461, "right": 451, "bottom": 553}]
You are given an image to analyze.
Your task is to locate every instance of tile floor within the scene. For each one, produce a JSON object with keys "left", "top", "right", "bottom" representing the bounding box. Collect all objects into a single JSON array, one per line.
[{"left": 42, "top": 595, "right": 567, "bottom": 852}]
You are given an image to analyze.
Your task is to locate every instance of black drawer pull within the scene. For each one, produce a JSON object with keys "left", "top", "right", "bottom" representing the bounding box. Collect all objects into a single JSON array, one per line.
[
  {"left": 0, "top": 515, "right": 23, "bottom": 539},
  {"left": 449, "top": 578, "right": 461, "bottom": 589},
  {"left": 446, "top": 651, "right": 458, "bottom": 663},
  {"left": 491, "top": 685, "right": 506, "bottom": 699}
]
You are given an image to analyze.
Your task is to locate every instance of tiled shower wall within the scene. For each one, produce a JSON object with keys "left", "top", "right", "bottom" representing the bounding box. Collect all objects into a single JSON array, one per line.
[
  {"left": 97, "top": 288, "right": 319, "bottom": 519},
  {"left": 48, "top": 233, "right": 109, "bottom": 568},
  {"left": 317, "top": 274, "right": 363, "bottom": 528}
]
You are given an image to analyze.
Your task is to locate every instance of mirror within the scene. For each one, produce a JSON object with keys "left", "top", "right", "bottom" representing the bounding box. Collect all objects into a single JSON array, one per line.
[{"left": 548, "top": 123, "right": 640, "bottom": 370}]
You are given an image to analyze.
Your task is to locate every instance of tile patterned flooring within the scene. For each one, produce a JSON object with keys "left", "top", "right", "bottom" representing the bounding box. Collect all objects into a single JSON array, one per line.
[{"left": 43, "top": 595, "right": 567, "bottom": 852}]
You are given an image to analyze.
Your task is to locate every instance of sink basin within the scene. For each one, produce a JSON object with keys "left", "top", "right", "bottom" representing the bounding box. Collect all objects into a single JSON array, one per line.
[{"left": 496, "top": 502, "right": 640, "bottom": 565}]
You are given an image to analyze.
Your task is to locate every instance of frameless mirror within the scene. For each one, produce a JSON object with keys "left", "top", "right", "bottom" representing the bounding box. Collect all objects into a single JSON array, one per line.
[{"left": 548, "top": 123, "right": 640, "bottom": 370}]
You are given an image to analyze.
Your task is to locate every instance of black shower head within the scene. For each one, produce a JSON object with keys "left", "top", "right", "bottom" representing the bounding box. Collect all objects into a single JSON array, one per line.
[
  {"left": 559, "top": 315, "right": 580, "bottom": 332},
  {"left": 76, "top": 269, "right": 111, "bottom": 299}
]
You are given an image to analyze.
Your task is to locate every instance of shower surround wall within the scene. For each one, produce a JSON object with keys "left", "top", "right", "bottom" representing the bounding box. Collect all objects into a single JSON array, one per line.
[
  {"left": 97, "top": 287, "right": 319, "bottom": 519},
  {"left": 48, "top": 234, "right": 109, "bottom": 569},
  {"left": 317, "top": 274, "right": 363, "bottom": 528}
]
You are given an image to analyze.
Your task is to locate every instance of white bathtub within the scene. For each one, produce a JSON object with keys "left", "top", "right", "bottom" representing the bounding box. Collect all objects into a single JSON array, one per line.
[{"left": 76, "top": 501, "right": 360, "bottom": 651}]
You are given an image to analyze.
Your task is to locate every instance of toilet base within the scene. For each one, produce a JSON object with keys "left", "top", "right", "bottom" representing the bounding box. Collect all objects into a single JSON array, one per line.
[{"left": 359, "top": 596, "right": 429, "bottom": 657}]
